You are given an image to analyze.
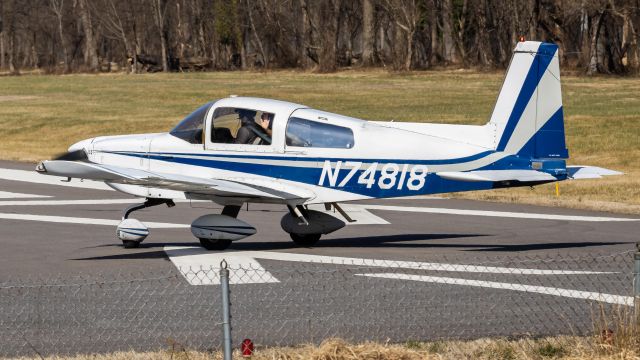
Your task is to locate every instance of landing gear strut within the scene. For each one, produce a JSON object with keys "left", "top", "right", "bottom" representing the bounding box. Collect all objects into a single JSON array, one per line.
[{"left": 117, "top": 198, "right": 175, "bottom": 248}]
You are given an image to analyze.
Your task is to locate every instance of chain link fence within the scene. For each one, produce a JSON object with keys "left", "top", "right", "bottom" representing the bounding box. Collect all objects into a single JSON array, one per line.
[{"left": 1, "top": 249, "right": 638, "bottom": 357}]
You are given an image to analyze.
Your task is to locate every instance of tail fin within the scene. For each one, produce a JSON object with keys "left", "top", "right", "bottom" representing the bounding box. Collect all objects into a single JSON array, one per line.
[{"left": 488, "top": 41, "right": 568, "bottom": 159}]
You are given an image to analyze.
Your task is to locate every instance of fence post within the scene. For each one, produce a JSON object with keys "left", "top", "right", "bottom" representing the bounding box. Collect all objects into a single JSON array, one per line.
[
  {"left": 634, "top": 242, "right": 640, "bottom": 329},
  {"left": 220, "top": 260, "right": 233, "bottom": 360}
]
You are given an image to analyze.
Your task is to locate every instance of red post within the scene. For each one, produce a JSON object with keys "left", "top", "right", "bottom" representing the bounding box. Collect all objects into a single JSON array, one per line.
[{"left": 241, "top": 338, "right": 254, "bottom": 357}]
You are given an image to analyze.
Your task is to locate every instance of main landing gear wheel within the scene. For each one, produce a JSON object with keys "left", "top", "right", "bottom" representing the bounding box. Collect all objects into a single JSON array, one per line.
[
  {"left": 289, "top": 233, "right": 321, "bottom": 247},
  {"left": 199, "top": 238, "right": 232, "bottom": 250},
  {"left": 122, "top": 240, "right": 142, "bottom": 249}
]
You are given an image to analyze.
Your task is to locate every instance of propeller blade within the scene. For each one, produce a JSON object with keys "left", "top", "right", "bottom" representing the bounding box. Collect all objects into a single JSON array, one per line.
[{"left": 52, "top": 149, "right": 89, "bottom": 162}]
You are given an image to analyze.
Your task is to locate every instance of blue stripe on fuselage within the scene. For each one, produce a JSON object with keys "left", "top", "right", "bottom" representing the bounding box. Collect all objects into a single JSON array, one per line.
[
  {"left": 113, "top": 151, "right": 499, "bottom": 197},
  {"left": 107, "top": 150, "right": 495, "bottom": 166}
]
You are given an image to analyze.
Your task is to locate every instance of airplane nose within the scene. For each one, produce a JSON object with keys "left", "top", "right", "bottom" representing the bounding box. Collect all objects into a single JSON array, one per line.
[{"left": 68, "top": 138, "right": 94, "bottom": 153}]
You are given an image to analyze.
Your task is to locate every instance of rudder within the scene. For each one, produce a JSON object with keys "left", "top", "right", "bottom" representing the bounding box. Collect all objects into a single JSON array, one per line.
[{"left": 488, "top": 41, "right": 568, "bottom": 159}]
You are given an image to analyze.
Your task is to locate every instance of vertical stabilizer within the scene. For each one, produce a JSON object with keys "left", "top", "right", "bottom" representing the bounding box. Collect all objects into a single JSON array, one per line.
[{"left": 488, "top": 41, "right": 568, "bottom": 159}]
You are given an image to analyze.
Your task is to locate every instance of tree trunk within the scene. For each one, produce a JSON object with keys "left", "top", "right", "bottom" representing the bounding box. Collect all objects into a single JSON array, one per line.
[
  {"left": 476, "top": 0, "right": 492, "bottom": 67},
  {"left": 405, "top": 29, "right": 414, "bottom": 70},
  {"left": 579, "top": 0, "right": 590, "bottom": 67},
  {"left": 587, "top": 10, "right": 605, "bottom": 75},
  {"left": 622, "top": 4, "right": 638, "bottom": 74},
  {"left": 314, "top": 0, "right": 339, "bottom": 72},
  {"left": 429, "top": 0, "right": 438, "bottom": 65},
  {"left": 152, "top": 0, "right": 169, "bottom": 72},
  {"left": 50, "top": 0, "right": 70, "bottom": 73},
  {"left": 299, "top": 0, "right": 308, "bottom": 67},
  {"left": 0, "top": 32, "right": 5, "bottom": 70},
  {"left": 361, "top": 0, "right": 375, "bottom": 66},
  {"left": 9, "top": 29, "right": 18, "bottom": 74},
  {"left": 247, "top": 0, "right": 266, "bottom": 67},
  {"left": 441, "top": 0, "right": 459, "bottom": 64},
  {"left": 77, "top": 0, "right": 98, "bottom": 71}
]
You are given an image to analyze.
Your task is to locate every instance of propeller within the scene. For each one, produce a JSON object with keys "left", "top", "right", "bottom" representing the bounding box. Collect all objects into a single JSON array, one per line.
[{"left": 51, "top": 149, "right": 89, "bottom": 162}]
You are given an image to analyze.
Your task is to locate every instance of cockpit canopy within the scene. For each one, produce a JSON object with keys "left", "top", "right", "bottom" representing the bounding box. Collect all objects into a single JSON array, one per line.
[{"left": 169, "top": 102, "right": 214, "bottom": 144}]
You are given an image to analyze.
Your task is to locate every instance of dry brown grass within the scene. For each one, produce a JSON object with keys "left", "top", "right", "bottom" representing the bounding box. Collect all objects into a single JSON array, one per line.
[{"left": 7, "top": 336, "right": 640, "bottom": 360}]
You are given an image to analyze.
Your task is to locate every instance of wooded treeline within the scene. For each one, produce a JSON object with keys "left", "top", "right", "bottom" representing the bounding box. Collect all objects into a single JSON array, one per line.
[{"left": 1, "top": 0, "right": 639, "bottom": 75}]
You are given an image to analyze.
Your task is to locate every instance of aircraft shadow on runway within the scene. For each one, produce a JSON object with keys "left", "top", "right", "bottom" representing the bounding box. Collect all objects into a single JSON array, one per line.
[{"left": 70, "top": 232, "right": 633, "bottom": 261}]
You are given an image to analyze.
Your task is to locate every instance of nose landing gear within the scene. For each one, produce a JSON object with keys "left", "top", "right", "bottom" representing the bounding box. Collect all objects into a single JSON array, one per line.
[{"left": 116, "top": 198, "right": 175, "bottom": 248}]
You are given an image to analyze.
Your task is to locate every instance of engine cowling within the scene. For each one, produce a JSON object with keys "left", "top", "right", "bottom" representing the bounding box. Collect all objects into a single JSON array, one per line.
[
  {"left": 281, "top": 210, "right": 346, "bottom": 235},
  {"left": 191, "top": 214, "right": 257, "bottom": 241}
]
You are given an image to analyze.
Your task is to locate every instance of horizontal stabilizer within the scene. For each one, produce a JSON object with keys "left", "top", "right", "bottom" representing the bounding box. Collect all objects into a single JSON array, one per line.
[
  {"left": 567, "top": 166, "right": 623, "bottom": 179},
  {"left": 437, "top": 170, "right": 556, "bottom": 183}
]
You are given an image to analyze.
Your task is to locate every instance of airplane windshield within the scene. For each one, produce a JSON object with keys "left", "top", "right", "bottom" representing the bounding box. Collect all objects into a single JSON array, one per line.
[{"left": 170, "top": 102, "right": 214, "bottom": 144}]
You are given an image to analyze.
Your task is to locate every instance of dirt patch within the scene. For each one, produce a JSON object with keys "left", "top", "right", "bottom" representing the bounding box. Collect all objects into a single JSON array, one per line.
[{"left": 0, "top": 95, "right": 39, "bottom": 102}]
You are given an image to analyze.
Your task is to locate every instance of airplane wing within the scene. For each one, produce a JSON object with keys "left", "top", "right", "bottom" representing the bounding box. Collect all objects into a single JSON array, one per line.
[
  {"left": 436, "top": 170, "right": 557, "bottom": 182},
  {"left": 35, "top": 160, "right": 313, "bottom": 202}
]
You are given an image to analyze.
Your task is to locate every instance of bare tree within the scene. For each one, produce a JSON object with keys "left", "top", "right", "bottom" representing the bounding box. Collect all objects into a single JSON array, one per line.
[
  {"left": 381, "top": 0, "right": 421, "bottom": 70},
  {"left": 151, "top": 0, "right": 169, "bottom": 72},
  {"left": 361, "top": 0, "right": 375, "bottom": 66},
  {"left": 49, "top": 0, "right": 70, "bottom": 72},
  {"left": 77, "top": 0, "right": 99, "bottom": 71},
  {"left": 441, "top": 0, "right": 459, "bottom": 64}
]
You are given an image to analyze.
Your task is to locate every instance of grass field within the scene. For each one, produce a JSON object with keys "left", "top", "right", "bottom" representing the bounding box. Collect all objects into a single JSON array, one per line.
[{"left": 0, "top": 70, "right": 638, "bottom": 213}]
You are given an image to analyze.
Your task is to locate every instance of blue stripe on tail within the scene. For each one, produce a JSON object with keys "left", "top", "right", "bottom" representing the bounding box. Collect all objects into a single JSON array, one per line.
[{"left": 496, "top": 43, "right": 557, "bottom": 152}]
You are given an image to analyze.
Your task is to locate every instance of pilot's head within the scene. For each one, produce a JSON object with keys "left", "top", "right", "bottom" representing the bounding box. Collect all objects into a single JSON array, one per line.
[
  {"left": 236, "top": 109, "right": 257, "bottom": 123},
  {"left": 260, "top": 112, "right": 274, "bottom": 129}
]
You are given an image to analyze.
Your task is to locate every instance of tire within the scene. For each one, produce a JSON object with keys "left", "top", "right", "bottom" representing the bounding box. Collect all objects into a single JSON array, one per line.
[
  {"left": 199, "top": 238, "right": 232, "bottom": 251},
  {"left": 289, "top": 233, "right": 321, "bottom": 247},
  {"left": 122, "top": 240, "right": 141, "bottom": 249}
]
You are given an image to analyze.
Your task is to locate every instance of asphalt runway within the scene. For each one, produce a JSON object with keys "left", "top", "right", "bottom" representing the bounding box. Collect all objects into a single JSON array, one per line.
[{"left": 0, "top": 160, "right": 638, "bottom": 356}]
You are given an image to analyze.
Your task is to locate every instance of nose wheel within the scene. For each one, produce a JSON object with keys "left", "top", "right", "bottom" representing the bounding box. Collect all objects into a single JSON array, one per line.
[{"left": 117, "top": 198, "right": 175, "bottom": 248}]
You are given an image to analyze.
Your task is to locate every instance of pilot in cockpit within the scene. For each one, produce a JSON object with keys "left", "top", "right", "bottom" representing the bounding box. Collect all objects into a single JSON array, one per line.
[
  {"left": 234, "top": 109, "right": 259, "bottom": 144},
  {"left": 259, "top": 112, "right": 274, "bottom": 138}
]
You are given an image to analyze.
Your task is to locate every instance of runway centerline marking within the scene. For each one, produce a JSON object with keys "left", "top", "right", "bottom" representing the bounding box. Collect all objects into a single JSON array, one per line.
[
  {"left": 0, "top": 191, "right": 51, "bottom": 199},
  {"left": 163, "top": 246, "right": 613, "bottom": 285},
  {"left": 0, "top": 213, "right": 189, "bottom": 229},
  {"left": 356, "top": 273, "right": 633, "bottom": 306},
  {"left": 363, "top": 204, "right": 638, "bottom": 222}
]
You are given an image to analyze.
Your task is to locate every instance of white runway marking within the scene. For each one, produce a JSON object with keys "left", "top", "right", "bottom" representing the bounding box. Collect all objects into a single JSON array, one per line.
[
  {"left": 0, "top": 213, "right": 188, "bottom": 229},
  {"left": 164, "top": 246, "right": 279, "bottom": 285},
  {"left": 356, "top": 273, "right": 634, "bottom": 306},
  {"left": 208, "top": 250, "right": 612, "bottom": 274},
  {"left": 363, "top": 204, "right": 638, "bottom": 222},
  {"left": 0, "top": 168, "right": 113, "bottom": 190},
  {"left": 163, "top": 247, "right": 613, "bottom": 285},
  {"left": 0, "top": 191, "right": 51, "bottom": 199}
]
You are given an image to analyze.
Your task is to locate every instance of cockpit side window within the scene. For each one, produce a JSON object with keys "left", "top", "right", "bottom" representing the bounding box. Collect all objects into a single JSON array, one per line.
[
  {"left": 211, "top": 107, "right": 273, "bottom": 145},
  {"left": 170, "top": 102, "right": 212, "bottom": 144},
  {"left": 285, "top": 117, "right": 354, "bottom": 149}
]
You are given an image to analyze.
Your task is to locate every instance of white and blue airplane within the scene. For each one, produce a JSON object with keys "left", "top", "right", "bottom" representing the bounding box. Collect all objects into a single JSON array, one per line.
[{"left": 35, "top": 41, "right": 621, "bottom": 250}]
